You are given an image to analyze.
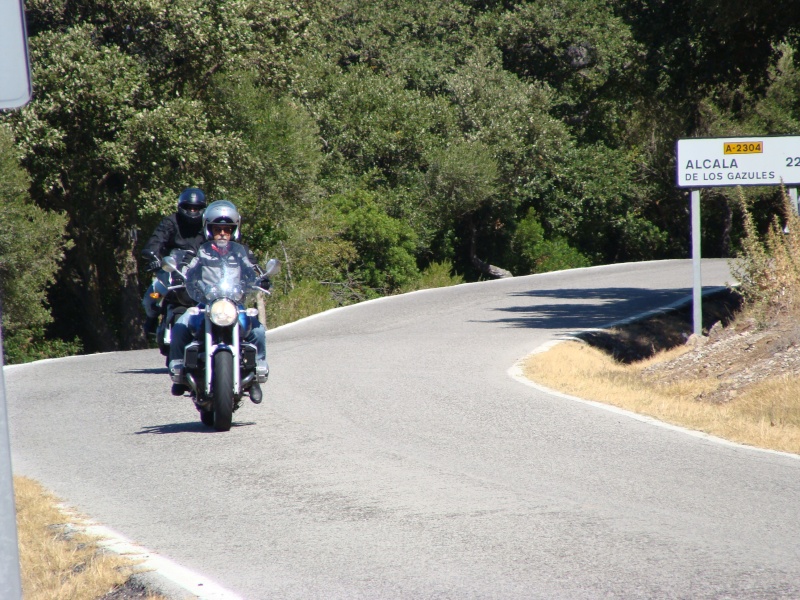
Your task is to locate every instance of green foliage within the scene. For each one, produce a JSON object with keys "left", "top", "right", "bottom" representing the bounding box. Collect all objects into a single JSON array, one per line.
[
  {"left": 488, "top": 0, "right": 644, "bottom": 141},
  {"left": 425, "top": 140, "right": 499, "bottom": 222},
  {"left": 24, "top": 0, "right": 311, "bottom": 94},
  {"left": 213, "top": 73, "right": 324, "bottom": 253},
  {"left": 0, "top": 127, "right": 75, "bottom": 364},
  {"left": 265, "top": 280, "right": 339, "bottom": 329},
  {"left": 313, "top": 65, "right": 454, "bottom": 184},
  {"left": 329, "top": 189, "right": 420, "bottom": 296},
  {"left": 305, "top": 0, "right": 483, "bottom": 95},
  {"left": 751, "top": 43, "right": 800, "bottom": 133},
  {"left": 280, "top": 211, "right": 358, "bottom": 285},
  {"left": 6, "top": 0, "right": 800, "bottom": 351},
  {"left": 3, "top": 326, "right": 83, "bottom": 365},
  {"left": 511, "top": 209, "right": 589, "bottom": 274},
  {"left": 400, "top": 260, "right": 465, "bottom": 293}
]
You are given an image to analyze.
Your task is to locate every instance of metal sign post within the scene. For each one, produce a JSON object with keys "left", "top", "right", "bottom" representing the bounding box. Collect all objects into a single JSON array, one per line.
[
  {"left": 0, "top": 2, "right": 32, "bottom": 597},
  {"left": 691, "top": 190, "right": 702, "bottom": 338},
  {"left": 0, "top": 323, "right": 21, "bottom": 599},
  {"left": 676, "top": 135, "right": 800, "bottom": 336}
]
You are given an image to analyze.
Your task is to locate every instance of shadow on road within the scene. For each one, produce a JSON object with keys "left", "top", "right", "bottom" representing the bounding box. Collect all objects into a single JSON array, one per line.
[
  {"left": 118, "top": 367, "right": 169, "bottom": 375},
  {"left": 135, "top": 421, "right": 256, "bottom": 434},
  {"left": 478, "top": 286, "right": 704, "bottom": 329}
]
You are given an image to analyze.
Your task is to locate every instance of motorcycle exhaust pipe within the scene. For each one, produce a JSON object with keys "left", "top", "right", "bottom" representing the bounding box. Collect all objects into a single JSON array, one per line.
[
  {"left": 240, "top": 372, "right": 255, "bottom": 388},
  {"left": 184, "top": 371, "right": 199, "bottom": 396}
]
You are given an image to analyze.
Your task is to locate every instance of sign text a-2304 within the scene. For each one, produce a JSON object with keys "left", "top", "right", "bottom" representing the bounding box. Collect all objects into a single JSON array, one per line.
[{"left": 676, "top": 136, "right": 800, "bottom": 188}]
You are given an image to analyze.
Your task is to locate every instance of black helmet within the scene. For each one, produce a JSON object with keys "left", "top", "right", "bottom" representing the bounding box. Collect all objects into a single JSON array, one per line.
[{"left": 176, "top": 187, "right": 206, "bottom": 223}]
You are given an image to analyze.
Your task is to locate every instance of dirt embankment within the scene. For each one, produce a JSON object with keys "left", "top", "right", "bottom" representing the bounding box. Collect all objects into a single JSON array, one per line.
[{"left": 577, "top": 288, "right": 800, "bottom": 403}]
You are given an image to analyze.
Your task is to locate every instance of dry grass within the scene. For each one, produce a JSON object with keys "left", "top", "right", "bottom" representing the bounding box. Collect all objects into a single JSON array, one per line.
[
  {"left": 15, "top": 476, "right": 163, "bottom": 600},
  {"left": 732, "top": 187, "right": 800, "bottom": 324},
  {"left": 523, "top": 188, "right": 800, "bottom": 456},
  {"left": 524, "top": 340, "right": 800, "bottom": 455}
]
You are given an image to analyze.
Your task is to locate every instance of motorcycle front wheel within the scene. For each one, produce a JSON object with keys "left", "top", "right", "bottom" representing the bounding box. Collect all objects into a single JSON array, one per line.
[
  {"left": 211, "top": 351, "right": 234, "bottom": 431},
  {"left": 200, "top": 409, "right": 214, "bottom": 427}
]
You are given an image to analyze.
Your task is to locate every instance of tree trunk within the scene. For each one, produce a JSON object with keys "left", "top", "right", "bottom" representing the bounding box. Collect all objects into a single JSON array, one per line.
[
  {"left": 66, "top": 241, "right": 119, "bottom": 353},
  {"left": 469, "top": 224, "right": 513, "bottom": 279},
  {"left": 117, "top": 226, "right": 148, "bottom": 349}
]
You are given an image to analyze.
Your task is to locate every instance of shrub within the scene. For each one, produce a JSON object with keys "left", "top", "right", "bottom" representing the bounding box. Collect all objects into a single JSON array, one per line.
[
  {"left": 511, "top": 207, "right": 590, "bottom": 274},
  {"left": 731, "top": 187, "right": 800, "bottom": 325},
  {"left": 400, "top": 260, "right": 465, "bottom": 293},
  {"left": 265, "top": 280, "right": 339, "bottom": 328}
]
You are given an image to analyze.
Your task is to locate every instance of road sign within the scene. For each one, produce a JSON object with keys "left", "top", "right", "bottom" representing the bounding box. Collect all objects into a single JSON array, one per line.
[
  {"left": 0, "top": 0, "right": 32, "bottom": 110},
  {"left": 676, "top": 136, "right": 800, "bottom": 188},
  {"left": 676, "top": 135, "right": 800, "bottom": 339}
]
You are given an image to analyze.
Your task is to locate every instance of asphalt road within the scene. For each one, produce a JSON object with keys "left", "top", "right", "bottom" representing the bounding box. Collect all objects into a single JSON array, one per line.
[{"left": 6, "top": 259, "right": 800, "bottom": 599}]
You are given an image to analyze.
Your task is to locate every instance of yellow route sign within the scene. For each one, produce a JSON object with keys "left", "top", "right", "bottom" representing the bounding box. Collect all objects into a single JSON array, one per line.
[{"left": 724, "top": 141, "right": 763, "bottom": 155}]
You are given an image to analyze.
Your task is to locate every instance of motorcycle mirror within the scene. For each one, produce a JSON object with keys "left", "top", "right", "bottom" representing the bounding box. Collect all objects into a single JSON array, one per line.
[
  {"left": 162, "top": 256, "right": 179, "bottom": 272},
  {"left": 263, "top": 258, "right": 281, "bottom": 277}
]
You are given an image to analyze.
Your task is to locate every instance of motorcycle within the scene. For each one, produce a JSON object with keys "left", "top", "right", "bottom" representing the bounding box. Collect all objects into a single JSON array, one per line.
[
  {"left": 163, "top": 244, "right": 279, "bottom": 431},
  {"left": 151, "top": 249, "right": 196, "bottom": 362}
]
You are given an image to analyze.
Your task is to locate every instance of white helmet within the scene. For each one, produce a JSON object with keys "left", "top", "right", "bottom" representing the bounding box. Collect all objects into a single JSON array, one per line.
[{"left": 202, "top": 200, "right": 241, "bottom": 241}]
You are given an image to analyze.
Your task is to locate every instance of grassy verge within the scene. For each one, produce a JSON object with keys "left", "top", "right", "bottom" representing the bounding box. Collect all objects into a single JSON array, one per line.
[
  {"left": 523, "top": 338, "right": 800, "bottom": 455},
  {"left": 15, "top": 476, "right": 164, "bottom": 600},
  {"left": 525, "top": 188, "right": 800, "bottom": 456}
]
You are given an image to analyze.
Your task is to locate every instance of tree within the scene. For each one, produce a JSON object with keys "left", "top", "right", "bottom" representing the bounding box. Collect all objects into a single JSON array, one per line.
[
  {"left": 328, "top": 189, "right": 420, "bottom": 296},
  {"left": 488, "top": 0, "right": 645, "bottom": 143},
  {"left": 511, "top": 208, "right": 589, "bottom": 274},
  {"left": 4, "top": 0, "right": 311, "bottom": 352},
  {"left": 0, "top": 126, "right": 74, "bottom": 363}
]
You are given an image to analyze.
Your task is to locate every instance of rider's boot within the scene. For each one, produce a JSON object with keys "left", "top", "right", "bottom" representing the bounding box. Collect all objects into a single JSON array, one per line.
[
  {"left": 249, "top": 383, "right": 263, "bottom": 404},
  {"left": 169, "top": 359, "right": 188, "bottom": 396},
  {"left": 248, "top": 360, "right": 268, "bottom": 403}
]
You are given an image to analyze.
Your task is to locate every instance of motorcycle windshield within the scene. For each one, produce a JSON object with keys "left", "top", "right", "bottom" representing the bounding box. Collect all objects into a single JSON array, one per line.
[{"left": 184, "top": 241, "right": 260, "bottom": 305}]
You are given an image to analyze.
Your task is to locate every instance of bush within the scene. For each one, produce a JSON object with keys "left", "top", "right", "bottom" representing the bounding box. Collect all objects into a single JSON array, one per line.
[
  {"left": 400, "top": 260, "right": 464, "bottom": 293},
  {"left": 330, "top": 189, "right": 420, "bottom": 295},
  {"left": 3, "top": 326, "right": 83, "bottom": 365},
  {"left": 265, "top": 280, "right": 339, "bottom": 328},
  {"left": 731, "top": 187, "right": 800, "bottom": 325},
  {"left": 511, "top": 208, "right": 590, "bottom": 274}
]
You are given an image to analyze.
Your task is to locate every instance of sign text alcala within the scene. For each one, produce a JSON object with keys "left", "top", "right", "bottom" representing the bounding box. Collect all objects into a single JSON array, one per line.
[{"left": 684, "top": 158, "right": 739, "bottom": 169}]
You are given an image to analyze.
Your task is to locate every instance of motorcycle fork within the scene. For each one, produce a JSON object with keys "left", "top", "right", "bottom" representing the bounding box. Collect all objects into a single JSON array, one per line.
[{"left": 204, "top": 317, "right": 242, "bottom": 397}]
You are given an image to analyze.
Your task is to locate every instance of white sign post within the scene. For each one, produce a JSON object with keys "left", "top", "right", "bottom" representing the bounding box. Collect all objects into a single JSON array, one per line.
[
  {"left": 676, "top": 136, "right": 800, "bottom": 337},
  {"left": 0, "top": 0, "right": 32, "bottom": 110},
  {"left": 0, "top": 2, "right": 30, "bottom": 598},
  {"left": 0, "top": 325, "right": 21, "bottom": 600}
]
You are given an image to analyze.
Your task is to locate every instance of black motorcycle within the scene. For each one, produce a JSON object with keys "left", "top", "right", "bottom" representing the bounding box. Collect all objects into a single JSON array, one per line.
[
  {"left": 163, "top": 246, "right": 279, "bottom": 431},
  {"left": 147, "top": 249, "right": 197, "bottom": 362}
]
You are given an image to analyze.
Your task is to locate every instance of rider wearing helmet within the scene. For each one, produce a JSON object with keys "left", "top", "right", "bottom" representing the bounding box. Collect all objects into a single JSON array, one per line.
[
  {"left": 140, "top": 187, "right": 208, "bottom": 335},
  {"left": 168, "top": 200, "right": 270, "bottom": 404}
]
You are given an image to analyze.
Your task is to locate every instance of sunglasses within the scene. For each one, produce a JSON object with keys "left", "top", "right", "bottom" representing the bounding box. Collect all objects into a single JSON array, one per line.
[{"left": 211, "top": 225, "right": 234, "bottom": 234}]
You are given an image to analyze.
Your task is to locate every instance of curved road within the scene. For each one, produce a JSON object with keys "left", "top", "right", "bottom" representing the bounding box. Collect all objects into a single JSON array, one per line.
[{"left": 6, "top": 259, "right": 800, "bottom": 599}]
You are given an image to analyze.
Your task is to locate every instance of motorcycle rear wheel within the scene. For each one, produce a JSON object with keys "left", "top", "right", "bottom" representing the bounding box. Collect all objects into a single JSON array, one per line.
[{"left": 212, "top": 351, "right": 234, "bottom": 431}]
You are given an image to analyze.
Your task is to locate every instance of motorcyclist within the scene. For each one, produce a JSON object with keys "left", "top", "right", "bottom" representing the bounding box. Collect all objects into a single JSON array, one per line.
[
  {"left": 140, "top": 187, "right": 207, "bottom": 336},
  {"left": 168, "top": 200, "right": 270, "bottom": 404}
]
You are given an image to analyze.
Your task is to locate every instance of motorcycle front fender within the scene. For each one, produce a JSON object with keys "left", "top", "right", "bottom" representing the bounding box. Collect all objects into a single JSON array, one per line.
[{"left": 203, "top": 319, "right": 242, "bottom": 398}]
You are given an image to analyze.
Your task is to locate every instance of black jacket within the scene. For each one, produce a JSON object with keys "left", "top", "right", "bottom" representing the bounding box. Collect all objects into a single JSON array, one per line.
[{"left": 141, "top": 213, "right": 205, "bottom": 260}]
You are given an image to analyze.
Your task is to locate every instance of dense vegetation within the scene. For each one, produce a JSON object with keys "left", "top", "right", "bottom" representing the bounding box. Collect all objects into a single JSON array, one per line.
[{"left": 2, "top": 0, "right": 800, "bottom": 362}]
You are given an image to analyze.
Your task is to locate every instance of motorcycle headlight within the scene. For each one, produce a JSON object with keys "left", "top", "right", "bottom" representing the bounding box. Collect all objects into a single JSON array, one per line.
[{"left": 209, "top": 299, "right": 238, "bottom": 326}]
